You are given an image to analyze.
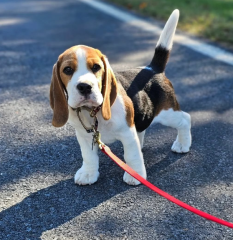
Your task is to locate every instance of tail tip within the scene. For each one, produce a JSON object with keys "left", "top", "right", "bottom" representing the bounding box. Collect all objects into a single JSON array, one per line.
[
  {"left": 172, "top": 9, "right": 180, "bottom": 19},
  {"left": 156, "top": 9, "right": 180, "bottom": 50}
]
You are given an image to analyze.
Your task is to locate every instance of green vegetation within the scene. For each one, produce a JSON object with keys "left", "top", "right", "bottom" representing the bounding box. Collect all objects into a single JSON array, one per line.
[{"left": 107, "top": 0, "right": 233, "bottom": 48}]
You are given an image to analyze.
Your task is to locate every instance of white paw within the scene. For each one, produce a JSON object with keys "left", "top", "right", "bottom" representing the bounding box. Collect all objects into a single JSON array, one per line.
[
  {"left": 171, "top": 138, "right": 190, "bottom": 153},
  {"left": 74, "top": 167, "right": 99, "bottom": 185},
  {"left": 123, "top": 167, "right": 147, "bottom": 185},
  {"left": 123, "top": 172, "right": 141, "bottom": 185}
]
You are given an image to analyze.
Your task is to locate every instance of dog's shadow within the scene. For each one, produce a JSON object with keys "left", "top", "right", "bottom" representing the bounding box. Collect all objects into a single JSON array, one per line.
[
  {"left": 0, "top": 175, "right": 131, "bottom": 239},
  {"left": 0, "top": 135, "right": 180, "bottom": 240}
]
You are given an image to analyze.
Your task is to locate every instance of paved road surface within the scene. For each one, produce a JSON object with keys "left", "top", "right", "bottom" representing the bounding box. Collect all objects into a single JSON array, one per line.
[{"left": 0, "top": 0, "right": 233, "bottom": 239}]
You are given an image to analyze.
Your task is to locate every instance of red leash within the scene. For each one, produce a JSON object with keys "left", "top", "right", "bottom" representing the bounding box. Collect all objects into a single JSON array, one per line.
[{"left": 101, "top": 145, "right": 233, "bottom": 228}]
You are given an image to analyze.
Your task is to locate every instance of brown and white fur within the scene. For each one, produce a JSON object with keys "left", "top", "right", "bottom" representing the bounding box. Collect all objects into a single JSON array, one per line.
[{"left": 50, "top": 10, "right": 191, "bottom": 186}]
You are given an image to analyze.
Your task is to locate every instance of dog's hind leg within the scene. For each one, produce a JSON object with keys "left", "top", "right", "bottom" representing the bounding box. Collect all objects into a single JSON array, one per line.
[{"left": 153, "top": 108, "right": 191, "bottom": 153}]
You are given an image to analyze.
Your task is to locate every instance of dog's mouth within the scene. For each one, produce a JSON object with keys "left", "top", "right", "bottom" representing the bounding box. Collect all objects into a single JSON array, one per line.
[
  {"left": 69, "top": 98, "right": 100, "bottom": 111},
  {"left": 80, "top": 99, "right": 96, "bottom": 107},
  {"left": 68, "top": 90, "right": 103, "bottom": 111}
]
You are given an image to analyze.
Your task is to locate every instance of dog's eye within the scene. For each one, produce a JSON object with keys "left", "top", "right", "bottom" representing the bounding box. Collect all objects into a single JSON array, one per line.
[
  {"left": 63, "top": 67, "right": 74, "bottom": 75},
  {"left": 91, "top": 64, "right": 101, "bottom": 73}
]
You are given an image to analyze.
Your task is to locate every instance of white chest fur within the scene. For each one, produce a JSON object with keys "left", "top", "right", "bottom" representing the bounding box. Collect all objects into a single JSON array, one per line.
[{"left": 68, "top": 95, "right": 129, "bottom": 144}]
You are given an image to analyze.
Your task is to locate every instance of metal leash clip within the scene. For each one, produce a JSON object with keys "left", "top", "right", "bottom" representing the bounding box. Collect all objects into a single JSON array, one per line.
[{"left": 92, "top": 130, "right": 105, "bottom": 150}]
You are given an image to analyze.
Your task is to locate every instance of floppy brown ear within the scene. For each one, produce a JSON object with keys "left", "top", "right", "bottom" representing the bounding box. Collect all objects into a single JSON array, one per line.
[
  {"left": 50, "top": 62, "right": 69, "bottom": 127},
  {"left": 101, "top": 55, "right": 118, "bottom": 120}
]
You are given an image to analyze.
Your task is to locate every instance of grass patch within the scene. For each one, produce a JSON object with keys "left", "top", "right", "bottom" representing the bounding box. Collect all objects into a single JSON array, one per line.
[{"left": 107, "top": 0, "right": 233, "bottom": 48}]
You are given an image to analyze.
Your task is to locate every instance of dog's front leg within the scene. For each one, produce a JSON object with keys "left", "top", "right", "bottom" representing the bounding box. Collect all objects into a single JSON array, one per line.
[
  {"left": 119, "top": 127, "right": 147, "bottom": 185},
  {"left": 74, "top": 131, "right": 99, "bottom": 185}
]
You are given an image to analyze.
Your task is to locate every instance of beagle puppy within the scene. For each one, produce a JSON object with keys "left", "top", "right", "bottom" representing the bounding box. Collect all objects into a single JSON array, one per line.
[{"left": 50, "top": 10, "right": 191, "bottom": 185}]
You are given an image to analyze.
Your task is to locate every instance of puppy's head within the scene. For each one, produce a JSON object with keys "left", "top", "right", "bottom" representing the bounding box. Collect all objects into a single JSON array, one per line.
[{"left": 50, "top": 45, "right": 117, "bottom": 127}]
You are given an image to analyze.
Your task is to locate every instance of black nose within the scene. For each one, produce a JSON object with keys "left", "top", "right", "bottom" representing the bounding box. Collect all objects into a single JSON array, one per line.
[{"left": 77, "top": 83, "right": 92, "bottom": 95}]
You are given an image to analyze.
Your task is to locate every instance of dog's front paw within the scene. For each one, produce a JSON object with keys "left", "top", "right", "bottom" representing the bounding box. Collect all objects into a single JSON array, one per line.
[
  {"left": 74, "top": 166, "right": 99, "bottom": 185},
  {"left": 123, "top": 167, "right": 147, "bottom": 186},
  {"left": 123, "top": 172, "right": 141, "bottom": 185},
  {"left": 171, "top": 137, "right": 190, "bottom": 153}
]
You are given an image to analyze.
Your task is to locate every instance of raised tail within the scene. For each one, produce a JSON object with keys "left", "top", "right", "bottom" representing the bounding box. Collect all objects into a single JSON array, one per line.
[{"left": 149, "top": 9, "right": 179, "bottom": 73}]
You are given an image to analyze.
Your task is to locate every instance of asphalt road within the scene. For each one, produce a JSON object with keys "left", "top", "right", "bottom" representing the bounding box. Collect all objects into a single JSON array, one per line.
[{"left": 0, "top": 0, "right": 233, "bottom": 239}]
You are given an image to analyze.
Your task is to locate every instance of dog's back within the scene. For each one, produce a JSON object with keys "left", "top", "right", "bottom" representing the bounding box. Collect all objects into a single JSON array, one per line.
[{"left": 115, "top": 68, "right": 179, "bottom": 132}]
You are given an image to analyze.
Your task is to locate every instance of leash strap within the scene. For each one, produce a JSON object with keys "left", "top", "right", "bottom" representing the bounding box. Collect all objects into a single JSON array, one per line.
[{"left": 100, "top": 144, "right": 233, "bottom": 229}]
